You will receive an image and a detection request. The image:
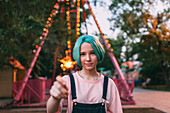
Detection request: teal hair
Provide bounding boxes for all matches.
[73,35,105,66]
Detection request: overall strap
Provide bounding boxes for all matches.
[102,76,108,100]
[69,73,77,100]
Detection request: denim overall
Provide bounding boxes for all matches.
[69,73,108,113]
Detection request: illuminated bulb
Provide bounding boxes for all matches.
[108,44,111,47]
[77,28,80,31]
[77,32,80,35]
[77,19,80,22]
[52,12,56,16]
[68,45,71,48]
[48,23,51,27]
[48,17,52,21]
[46,29,49,33]
[67,41,70,44]
[77,24,80,27]
[35,45,38,48]
[39,36,43,39]
[46,21,49,24]
[66,11,69,14]
[56,5,59,9]
[106,40,109,43]
[43,28,47,31]
[33,49,36,53]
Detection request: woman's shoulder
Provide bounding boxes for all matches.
[104,75,117,88]
[62,72,78,80]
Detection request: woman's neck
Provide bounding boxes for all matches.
[79,69,100,81]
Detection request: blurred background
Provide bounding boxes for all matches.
[0,0,169,113]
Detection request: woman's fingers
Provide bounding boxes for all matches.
[56,76,68,90]
[54,81,69,96]
[50,76,68,100]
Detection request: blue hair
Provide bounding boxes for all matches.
[73,35,105,66]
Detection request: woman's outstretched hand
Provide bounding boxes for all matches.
[50,76,69,100]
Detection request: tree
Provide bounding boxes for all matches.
[109,0,170,88]
[0,0,80,78]
[97,35,125,74]
[0,0,93,78]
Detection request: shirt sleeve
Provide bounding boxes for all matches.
[107,79,123,113]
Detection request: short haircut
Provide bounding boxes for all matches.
[73,35,105,66]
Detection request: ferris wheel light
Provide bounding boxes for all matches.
[77,32,80,35]
[77,24,80,27]
[46,21,49,24]
[35,45,39,48]
[77,28,80,31]
[39,36,43,39]
[48,17,52,21]
[33,49,36,53]
[108,44,111,47]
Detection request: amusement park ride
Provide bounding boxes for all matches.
[13,0,135,107]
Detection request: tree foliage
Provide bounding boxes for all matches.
[109,0,170,88]
[0,0,84,78]
[97,35,125,73]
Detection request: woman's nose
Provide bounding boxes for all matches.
[86,54,91,61]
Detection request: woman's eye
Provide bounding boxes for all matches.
[80,53,85,56]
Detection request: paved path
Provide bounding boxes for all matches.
[122,88,170,113]
[1,88,170,113]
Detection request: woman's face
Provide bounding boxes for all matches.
[80,42,98,71]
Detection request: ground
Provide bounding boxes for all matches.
[0,108,165,113]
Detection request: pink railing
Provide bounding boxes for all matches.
[12,78,46,106]
[112,78,135,105]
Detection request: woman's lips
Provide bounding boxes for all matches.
[85,63,93,66]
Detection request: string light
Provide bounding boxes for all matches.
[39,36,43,39]
[76,0,81,38]
[33,49,36,53]
[32,2,60,54]
[48,17,52,21]
[35,45,39,48]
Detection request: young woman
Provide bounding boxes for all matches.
[47,35,123,113]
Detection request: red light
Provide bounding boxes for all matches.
[35,45,38,48]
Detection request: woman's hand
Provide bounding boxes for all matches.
[50,76,69,100]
